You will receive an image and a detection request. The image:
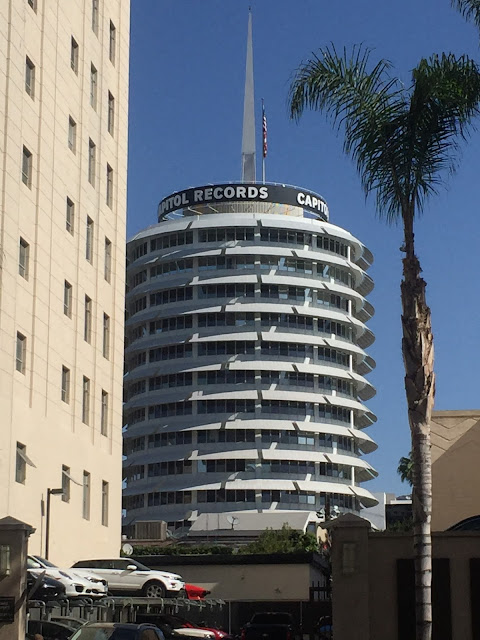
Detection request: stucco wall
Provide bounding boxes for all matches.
[431,410,480,531]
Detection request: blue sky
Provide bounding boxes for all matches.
[127,0,480,496]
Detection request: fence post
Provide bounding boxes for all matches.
[324,513,371,640]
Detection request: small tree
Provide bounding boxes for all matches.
[239,524,318,554]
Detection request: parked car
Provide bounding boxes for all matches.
[28,555,108,599]
[27,618,76,640]
[71,558,185,597]
[146,614,231,640]
[185,583,210,600]
[70,622,165,639]
[241,612,297,640]
[26,570,66,602]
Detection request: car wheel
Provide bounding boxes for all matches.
[142,581,166,598]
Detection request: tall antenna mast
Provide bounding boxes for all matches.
[241,9,256,182]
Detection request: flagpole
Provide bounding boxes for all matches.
[262,98,266,184]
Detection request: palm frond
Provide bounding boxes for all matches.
[289,46,480,223]
[407,53,480,213]
[452,0,480,31]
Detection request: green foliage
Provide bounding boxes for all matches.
[132,544,234,556]
[289,45,480,223]
[387,518,414,533]
[398,452,414,486]
[453,0,480,32]
[238,524,319,555]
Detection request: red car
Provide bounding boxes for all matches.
[152,613,232,640]
[185,583,210,600]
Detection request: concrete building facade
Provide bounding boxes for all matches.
[0,0,130,564]
[123,183,378,533]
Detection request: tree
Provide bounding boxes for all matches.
[453,0,480,30]
[398,452,414,486]
[238,524,319,554]
[289,46,480,640]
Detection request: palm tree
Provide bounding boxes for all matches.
[289,46,480,640]
[453,0,480,29]
[398,451,414,486]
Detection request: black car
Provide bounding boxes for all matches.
[70,622,165,639]
[26,570,66,601]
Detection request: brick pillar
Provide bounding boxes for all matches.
[325,513,371,640]
[0,516,35,640]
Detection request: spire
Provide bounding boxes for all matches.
[241,9,256,182]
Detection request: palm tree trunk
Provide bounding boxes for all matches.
[401,209,435,640]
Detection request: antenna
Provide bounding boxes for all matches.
[241,10,256,182]
[226,515,240,530]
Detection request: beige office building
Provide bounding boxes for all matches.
[0,0,130,564]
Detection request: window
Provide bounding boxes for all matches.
[92,0,99,34]
[86,216,94,262]
[101,390,108,435]
[61,465,71,502]
[109,21,116,64]
[68,117,76,153]
[102,313,110,359]
[64,281,72,317]
[16,332,26,374]
[25,56,35,98]
[22,146,32,187]
[16,442,35,483]
[108,92,115,135]
[90,64,97,109]
[82,376,90,424]
[88,139,96,186]
[84,295,92,342]
[66,197,74,235]
[19,238,29,279]
[106,164,113,207]
[104,238,112,282]
[101,480,109,526]
[61,365,70,403]
[70,37,79,73]
[82,471,90,520]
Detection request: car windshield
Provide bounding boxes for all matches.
[34,556,57,568]
[27,558,42,569]
[71,627,138,640]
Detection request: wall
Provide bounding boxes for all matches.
[139,553,326,601]
[431,409,480,531]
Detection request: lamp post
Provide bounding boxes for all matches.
[45,488,64,560]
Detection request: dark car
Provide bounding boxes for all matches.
[27,570,66,601]
[241,612,297,640]
[70,622,165,640]
[27,618,76,640]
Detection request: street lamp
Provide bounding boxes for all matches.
[45,488,64,560]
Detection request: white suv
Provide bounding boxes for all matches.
[71,558,185,598]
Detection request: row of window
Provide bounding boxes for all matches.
[130,229,350,263]
[127,459,351,479]
[127,489,356,509]
[19,227,112,281]
[130,312,352,343]
[123,429,355,453]
[16,442,109,525]
[128,342,350,371]
[132,256,352,286]
[128,400,352,424]
[132,284,351,314]
[22,139,115,207]
[127,367,355,398]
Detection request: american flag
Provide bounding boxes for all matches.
[262,103,267,158]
